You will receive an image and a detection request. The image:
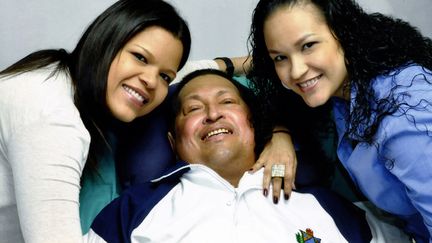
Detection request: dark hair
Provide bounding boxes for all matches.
[1,0,191,171]
[247,0,340,183]
[169,69,273,158]
[248,0,432,146]
[71,0,191,169]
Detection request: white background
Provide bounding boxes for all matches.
[1,0,431,70]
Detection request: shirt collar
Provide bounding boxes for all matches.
[151,161,264,192]
[331,84,373,141]
[150,160,190,183]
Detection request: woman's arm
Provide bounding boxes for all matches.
[172,59,220,84]
[214,56,251,76]
[378,65,432,239]
[10,118,89,242]
[382,120,432,238]
[250,126,297,203]
[4,71,90,242]
[173,56,251,85]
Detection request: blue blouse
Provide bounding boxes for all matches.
[332,64,432,241]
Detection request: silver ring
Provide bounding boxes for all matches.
[271,164,285,178]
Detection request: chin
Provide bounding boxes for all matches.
[112,111,137,123]
[303,97,328,108]
[117,116,135,123]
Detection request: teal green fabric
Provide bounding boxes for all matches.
[79,133,121,234]
[233,75,251,87]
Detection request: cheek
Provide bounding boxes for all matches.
[335,51,347,73]
[275,66,284,80]
[175,117,201,143]
[107,55,123,86]
[105,73,119,106]
[106,63,127,103]
[238,114,255,137]
[174,120,199,159]
[243,123,256,148]
[275,66,292,89]
[325,46,345,69]
[106,67,117,93]
[326,51,347,84]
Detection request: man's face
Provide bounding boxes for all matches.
[173,74,255,175]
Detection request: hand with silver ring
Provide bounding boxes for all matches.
[249,129,297,204]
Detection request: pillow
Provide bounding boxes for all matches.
[116,84,179,188]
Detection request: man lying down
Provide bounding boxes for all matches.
[85,69,410,243]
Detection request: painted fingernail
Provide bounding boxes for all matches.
[263,189,268,197]
[284,193,289,200]
[273,196,279,204]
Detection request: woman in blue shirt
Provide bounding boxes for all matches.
[247,0,432,242]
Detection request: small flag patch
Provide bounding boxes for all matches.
[296,228,321,243]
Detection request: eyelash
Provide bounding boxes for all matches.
[222,99,234,104]
[274,55,286,62]
[132,52,172,83]
[160,73,172,83]
[272,41,318,62]
[185,99,235,114]
[186,106,201,113]
[302,41,317,51]
[133,52,147,63]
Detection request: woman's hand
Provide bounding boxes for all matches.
[250,129,297,203]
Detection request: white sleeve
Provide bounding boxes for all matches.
[4,71,90,243]
[171,59,219,84]
[9,113,89,243]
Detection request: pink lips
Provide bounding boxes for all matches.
[297,74,321,92]
[122,84,149,107]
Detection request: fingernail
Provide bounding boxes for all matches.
[273,196,279,204]
[284,193,289,200]
[263,189,268,197]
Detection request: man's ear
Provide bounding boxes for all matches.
[167,132,175,152]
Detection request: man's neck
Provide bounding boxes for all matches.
[211,158,254,188]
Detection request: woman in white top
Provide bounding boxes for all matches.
[0,0,191,242]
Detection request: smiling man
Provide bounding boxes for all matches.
[170,70,257,187]
[85,69,408,243]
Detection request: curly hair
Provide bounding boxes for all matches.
[248,0,340,184]
[248,0,432,145]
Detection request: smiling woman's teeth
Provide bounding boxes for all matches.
[205,128,230,140]
[299,77,319,88]
[123,85,145,103]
